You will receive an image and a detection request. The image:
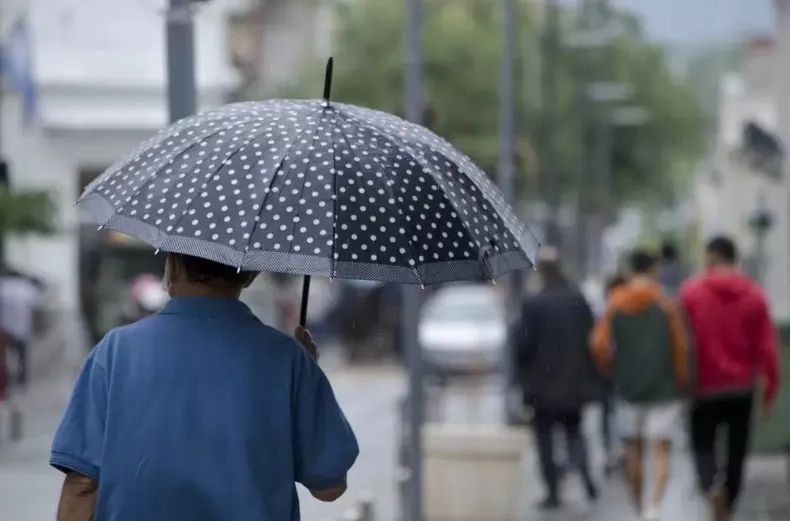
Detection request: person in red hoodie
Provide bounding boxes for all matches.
[680,236,780,521]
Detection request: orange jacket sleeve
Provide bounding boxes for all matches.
[590,308,614,375]
[662,298,690,392]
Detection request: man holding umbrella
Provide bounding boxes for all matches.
[53,253,358,520]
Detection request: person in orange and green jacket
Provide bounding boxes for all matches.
[591,249,689,521]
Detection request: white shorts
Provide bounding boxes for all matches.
[618,400,683,440]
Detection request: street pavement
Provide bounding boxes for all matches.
[1,355,788,521]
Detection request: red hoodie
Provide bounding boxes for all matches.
[680,270,780,408]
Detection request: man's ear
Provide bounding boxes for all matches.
[164,254,180,289]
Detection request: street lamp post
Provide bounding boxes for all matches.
[166,0,199,122]
[542,0,561,245]
[498,0,525,426]
[403,0,424,519]
[589,103,649,274]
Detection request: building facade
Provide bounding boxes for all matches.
[1,0,239,325]
[694,35,789,318]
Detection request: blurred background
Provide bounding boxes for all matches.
[0,0,789,520]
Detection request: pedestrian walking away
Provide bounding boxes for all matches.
[51,253,359,521]
[516,246,602,510]
[591,249,689,521]
[680,236,780,521]
[0,268,42,389]
[658,240,688,297]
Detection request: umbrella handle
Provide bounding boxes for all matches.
[299,275,311,327]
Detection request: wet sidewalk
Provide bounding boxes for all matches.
[1,366,788,521]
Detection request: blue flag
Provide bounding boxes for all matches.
[0,16,36,122]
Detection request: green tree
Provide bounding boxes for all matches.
[0,186,56,243]
[283,0,704,209]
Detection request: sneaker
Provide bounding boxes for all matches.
[585,480,599,502]
[642,506,661,521]
[536,496,561,510]
[707,487,728,521]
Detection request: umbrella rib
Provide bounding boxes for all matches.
[335,110,424,286]
[99,117,260,229]
[238,122,311,267]
[329,111,339,280]
[282,107,333,259]
[167,121,279,250]
[349,114,529,278]
[351,112,540,262]
[339,110,480,280]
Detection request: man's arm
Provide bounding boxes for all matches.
[754,297,780,415]
[310,477,348,502]
[663,299,690,393]
[57,472,97,521]
[590,307,614,375]
[292,330,359,503]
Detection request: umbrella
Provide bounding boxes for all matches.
[77,59,540,325]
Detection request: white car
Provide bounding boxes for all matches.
[418,284,507,376]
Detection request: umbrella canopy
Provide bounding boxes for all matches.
[78,96,538,286]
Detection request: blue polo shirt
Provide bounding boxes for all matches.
[51,297,358,521]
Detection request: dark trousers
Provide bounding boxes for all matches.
[600,387,616,454]
[690,393,753,511]
[533,408,595,499]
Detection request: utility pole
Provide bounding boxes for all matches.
[403,0,424,519]
[499,0,523,425]
[166,0,198,122]
[542,0,561,245]
[499,0,515,198]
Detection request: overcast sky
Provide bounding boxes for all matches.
[610,0,775,44]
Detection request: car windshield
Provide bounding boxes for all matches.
[423,290,501,322]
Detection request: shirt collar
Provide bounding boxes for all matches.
[160,297,255,319]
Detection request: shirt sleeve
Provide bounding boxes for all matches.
[50,347,108,481]
[293,349,359,491]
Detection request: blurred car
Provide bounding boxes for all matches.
[418,284,507,376]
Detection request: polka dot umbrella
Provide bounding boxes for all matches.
[76,59,540,325]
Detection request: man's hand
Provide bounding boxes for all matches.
[310,477,348,502]
[762,400,774,422]
[295,326,319,362]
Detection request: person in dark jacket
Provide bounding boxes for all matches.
[517,247,601,509]
[680,236,780,521]
[591,249,689,521]
[658,241,688,297]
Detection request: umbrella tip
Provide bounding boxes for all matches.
[322,57,334,106]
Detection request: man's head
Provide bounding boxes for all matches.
[163,253,257,298]
[705,236,738,269]
[536,245,564,285]
[629,249,658,277]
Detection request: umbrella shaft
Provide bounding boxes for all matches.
[299,275,311,327]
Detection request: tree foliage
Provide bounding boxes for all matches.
[284,0,704,208]
[0,186,56,237]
